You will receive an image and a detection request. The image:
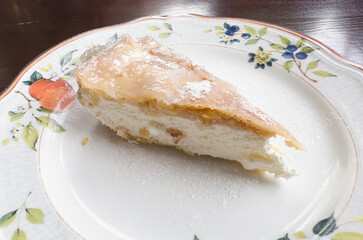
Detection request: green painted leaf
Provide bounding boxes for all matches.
[355,215,363,223]
[21,123,38,150]
[35,116,49,127]
[332,232,363,240]
[0,210,17,227]
[270,44,286,50]
[278,233,290,240]
[279,36,291,46]
[244,25,256,35]
[147,26,160,31]
[214,26,224,30]
[48,118,66,132]
[8,111,25,121]
[258,27,267,36]
[36,116,65,133]
[47,62,52,70]
[70,57,80,66]
[62,76,71,81]
[16,122,24,126]
[204,30,212,33]
[296,38,305,48]
[312,70,337,77]
[22,81,33,86]
[30,71,43,83]
[12,137,19,142]
[163,23,172,31]
[60,50,77,67]
[11,229,26,240]
[306,60,319,70]
[300,46,314,53]
[194,235,199,240]
[2,139,10,146]
[283,60,294,72]
[36,107,53,113]
[158,32,171,39]
[293,231,306,239]
[39,67,48,72]
[312,213,336,236]
[245,38,259,45]
[216,31,224,35]
[26,208,44,224]
[65,69,75,77]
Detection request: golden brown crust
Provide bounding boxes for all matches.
[75,35,304,150]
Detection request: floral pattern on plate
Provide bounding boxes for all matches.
[147,23,181,38]
[205,22,336,82]
[1,50,79,151]
[0,192,44,240]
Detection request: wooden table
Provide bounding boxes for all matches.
[1,0,362,92]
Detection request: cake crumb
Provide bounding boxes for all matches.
[167,128,185,144]
[82,137,89,146]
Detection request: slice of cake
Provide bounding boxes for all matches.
[75,34,304,178]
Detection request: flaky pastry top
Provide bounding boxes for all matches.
[75,35,303,150]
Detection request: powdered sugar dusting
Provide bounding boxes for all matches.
[180,80,213,100]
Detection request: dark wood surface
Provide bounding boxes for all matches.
[1,0,362,92]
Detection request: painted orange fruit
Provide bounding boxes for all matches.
[29,78,76,112]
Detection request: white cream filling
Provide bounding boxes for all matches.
[79,92,295,178]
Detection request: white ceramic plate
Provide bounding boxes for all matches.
[0,15,362,240]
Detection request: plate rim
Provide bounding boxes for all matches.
[1,14,362,240]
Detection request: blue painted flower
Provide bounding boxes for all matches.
[229,25,240,32]
[219,23,242,44]
[248,47,277,69]
[224,25,240,36]
[282,44,308,60]
[242,33,251,39]
[225,29,235,36]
